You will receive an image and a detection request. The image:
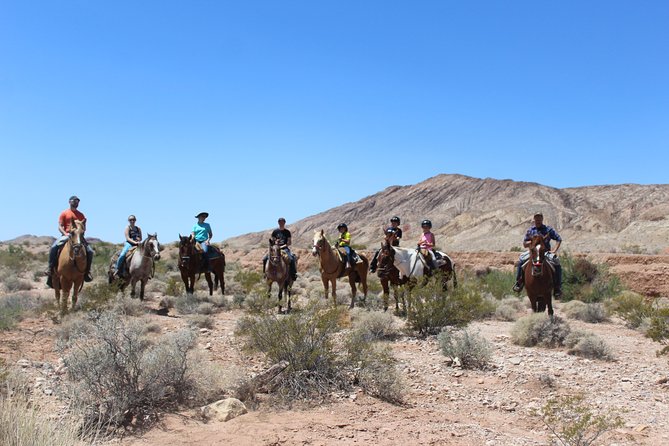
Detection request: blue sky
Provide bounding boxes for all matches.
[1,1,667,242]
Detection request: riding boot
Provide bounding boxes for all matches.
[262,258,267,278]
[290,259,297,281]
[85,250,93,282]
[554,265,563,298]
[512,262,524,292]
[45,245,58,276]
[370,251,379,273]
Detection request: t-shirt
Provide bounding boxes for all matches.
[523,225,562,251]
[338,231,351,247]
[386,226,402,246]
[271,228,291,246]
[192,222,212,242]
[419,231,435,250]
[59,209,86,233]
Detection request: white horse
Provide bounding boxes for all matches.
[391,246,457,289]
[111,234,161,300]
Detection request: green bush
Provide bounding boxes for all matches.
[79,282,121,312]
[565,330,614,361]
[478,269,516,299]
[234,269,263,294]
[561,254,622,303]
[165,276,184,297]
[405,277,495,335]
[437,328,492,369]
[0,245,32,272]
[511,314,571,348]
[607,291,653,328]
[536,394,624,446]
[645,306,669,356]
[187,314,215,329]
[2,276,33,292]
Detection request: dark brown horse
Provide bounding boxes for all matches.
[376,239,409,313]
[178,234,225,295]
[265,240,293,313]
[524,235,554,317]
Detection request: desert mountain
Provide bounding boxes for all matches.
[226,174,669,253]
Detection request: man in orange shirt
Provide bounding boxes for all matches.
[45,195,94,287]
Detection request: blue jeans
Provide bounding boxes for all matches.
[116,242,134,270]
[343,246,354,265]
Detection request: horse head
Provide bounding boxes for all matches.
[528,235,547,277]
[68,219,86,256]
[144,233,161,260]
[268,241,284,267]
[312,230,328,257]
[376,240,396,278]
[178,233,195,268]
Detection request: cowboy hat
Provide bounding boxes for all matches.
[195,212,209,219]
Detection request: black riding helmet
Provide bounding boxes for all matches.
[390,216,400,223]
[421,219,432,228]
[337,223,348,231]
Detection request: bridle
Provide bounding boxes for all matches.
[312,236,340,275]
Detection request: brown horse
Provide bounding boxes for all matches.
[376,239,409,313]
[524,235,554,317]
[178,234,225,295]
[53,219,87,314]
[265,240,293,313]
[311,230,368,308]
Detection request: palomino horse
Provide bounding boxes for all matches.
[53,219,87,314]
[178,234,225,295]
[524,235,554,317]
[376,239,409,313]
[311,230,368,308]
[390,246,457,290]
[265,240,294,313]
[109,234,161,300]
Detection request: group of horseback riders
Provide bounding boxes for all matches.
[44,196,562,297]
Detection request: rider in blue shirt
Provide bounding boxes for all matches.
[192,212,213,271]
[513,212,563,297]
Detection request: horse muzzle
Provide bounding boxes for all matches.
[531,262,543,277]
[153,253,161,260]
[311,246,319,256]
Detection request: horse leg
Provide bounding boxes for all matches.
[349,277,357,309]
[277,285,283,314]
[71,281,81,311]
[547,296,554,320]
[321,276,329,300]
[331,278,337,307]
[205,273,214,296]
[286,283,292,313]
[217,266,225,295]
[139,279,146,301]
[130,277,138,299]
[381,278,390,312]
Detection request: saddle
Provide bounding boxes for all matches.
[195,243,222,259]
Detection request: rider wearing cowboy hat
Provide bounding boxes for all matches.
[512,212,563,297]
[192,212,213,271]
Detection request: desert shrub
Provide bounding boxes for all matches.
[187,314,215,330]
[0,398,81,446]
[55,312,91,344]
[232,293,246,308]
[511,314,571,348]
[565,330,614,361]
[196,302,215,315]
[234,269,263,294]
[345,331,405,404]
[2,276,32,292]
[243,290,277,314]
[535,394,624,446]
[236,302,343,400]
[437,328,492,369]
[562,301,609,324]
[607,291,653,328]
[0,294,40,330]
[79,282,121,311]
[645,306,669,356]
[165,276,184,297]
[61,311,216,431]
[349,308,400,341]
[0,245,32,272]
[561,254,622,303]
[584,274,622,303]
[174,294,209,315]
[112,296,146,317]
[478,269,516,299]
[91,242,119,277]
[208,294,230,309]
[144,322,162,334]
[405,277,494,335]
[494,297,526,321]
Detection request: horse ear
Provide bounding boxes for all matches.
[320,229,324,236]
[178,233,182,239]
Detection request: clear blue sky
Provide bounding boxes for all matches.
[1,1,667,242]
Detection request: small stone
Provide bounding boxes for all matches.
[508,357,522,365]
[204,342,212,350]
[634,425,650,432]
[349,393,357,401]
[17,359,31,368]
[201,398,247,422]
[478,379,485,384]
[453,371,463,378]
[43,387,54,396]
[200,328,210,334]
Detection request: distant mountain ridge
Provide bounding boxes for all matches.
[225,174,669,253]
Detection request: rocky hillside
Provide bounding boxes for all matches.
[226,174,669,253]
